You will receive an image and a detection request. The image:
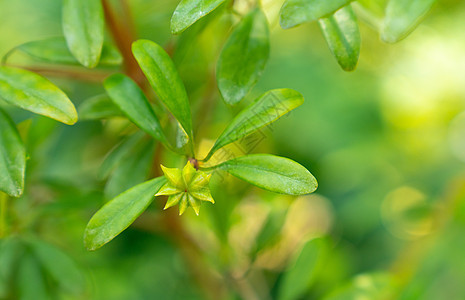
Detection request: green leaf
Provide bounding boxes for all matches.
[17,37,122,66]
[204,89,303,161]
[0,238,22,297]
[217,8,270,105]
[278,238,328,300]
[218,154,317,195]
[382,0,436,43]
[171,0,226,34]
[62,0,104,68]
[319,5,360,72]
[78,94,123,120]
[323,273,395,300]
[0,109,26,197]
[98,132,145,179]
[17,254,50,300]
[132,40,193,140]
[104,138,155,199]
[280,0,351,29]
[28,239,85,294]
[0,66,78,125]
[84,176,167,251]
[104,73,169,145]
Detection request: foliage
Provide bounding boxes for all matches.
[1,0,463,299]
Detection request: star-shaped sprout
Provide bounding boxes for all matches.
[156,161,215,215]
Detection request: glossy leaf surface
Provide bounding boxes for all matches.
[171,0,226,34]
[132,40,193,140]
[280,0,351,29]
[204,89,303,161]
[319,6,360,71]
[217,8,269,105]
[104,73,168,144]
[218,154,317,195]
[62,0,104,68]
[0,109,26,197]
[84,176,167,251]
[0,66,77,125]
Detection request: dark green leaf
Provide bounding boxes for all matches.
[78,94,123,120]
[132,40,193,140]
[17,254,50,300]
[280,0,351,29]
[28,239,85,294]
[319,5,360,71]
[217,8,269,105]
[218,154,317,195]
[17,37,122,66]
[104,73,169,144]
[171,0,226,34]
[0,66,78,125]
[382,0,436,43]
[278,238,328,300]
[104,138,155,199]
[204,89,303,161]
[62,0,104,68]
[98,132,145,179]
[0,109,26,197]
[84,176,167,251]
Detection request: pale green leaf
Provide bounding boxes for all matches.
[0,108,26,197]
[280,0,351,29]
[28,239,85,294]
[104,73,169,144]
[319,5,360,71]
[0,66,78,125]
[78,94,123,120]
[84,176,167,251]
[62,0,104,68]
[18,37,122,66]
[278,238,328,300]
[218,154,317,195]
[204,89,303,161]
[382,0,436,43]
[217,8,269,105]
[132,40,193,140]
[171,0,226,34]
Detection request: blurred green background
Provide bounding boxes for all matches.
[1,0,465,299]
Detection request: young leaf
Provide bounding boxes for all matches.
[78,94,123,120]
[217,154,317,195]
[280,0,351,29]
[217,8,270,105]
[204,89,303,161]
[62,0,104,68]
[18,37,122,66]
[0,66,78,125]
[104,73,169,145]
[84,176,167,251]
[171,0,226,34]
[28,239,85,294]
[382,0,436,43]
[132,40,193,140]
[319,5,360,72]
[278,238,328,300]
[0,109,26,197]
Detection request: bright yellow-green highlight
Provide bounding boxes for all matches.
[156,161,214,215]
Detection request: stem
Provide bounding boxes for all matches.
[0,192,8,238]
